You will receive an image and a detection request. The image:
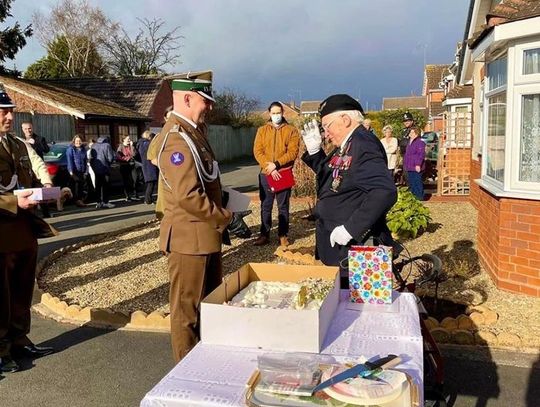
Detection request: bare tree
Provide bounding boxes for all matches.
[32,0,117,77]
[209,88,260,127]
[102,18,182,76]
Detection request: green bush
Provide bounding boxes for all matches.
[386,187,431,239]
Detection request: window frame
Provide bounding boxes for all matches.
[479,38,540,199]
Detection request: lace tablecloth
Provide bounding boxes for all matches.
[141,291,423,407]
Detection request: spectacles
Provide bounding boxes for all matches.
[321,117,338,131]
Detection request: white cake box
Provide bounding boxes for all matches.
[13,187,61,201]
[201,262,340,353]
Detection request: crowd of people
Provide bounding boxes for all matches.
[1,72,430,371]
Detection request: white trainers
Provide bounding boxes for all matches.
[102,202,115,209]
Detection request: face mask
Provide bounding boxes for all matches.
[271,114,282,125]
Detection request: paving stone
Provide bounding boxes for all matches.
[451,329,475,345]
[440,317,458,331]
[457,314,475,330]
[430,327,451,343]
[469,311,486,326]
[424,316,439,331]
[474,330,498,346]
[497,332,522,348]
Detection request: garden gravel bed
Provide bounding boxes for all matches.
[38,201,540,348]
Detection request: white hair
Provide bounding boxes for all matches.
[328,109,364,124]
[382,125,393,132]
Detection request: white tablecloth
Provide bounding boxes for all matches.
[141,291,423,407]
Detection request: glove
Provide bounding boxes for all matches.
[228,210,252,239]
[301,119,322,155]
[330,225,353,247]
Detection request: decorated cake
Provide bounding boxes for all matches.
[228,278,334,310]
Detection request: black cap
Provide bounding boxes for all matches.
[402,112,414,121]
[319,94,364,118]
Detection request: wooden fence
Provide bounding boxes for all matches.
[13,113,75,142]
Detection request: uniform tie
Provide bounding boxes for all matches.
[1,135,11,155]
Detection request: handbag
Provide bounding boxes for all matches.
[265,167,295,193]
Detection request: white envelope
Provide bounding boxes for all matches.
[223,187,251,212]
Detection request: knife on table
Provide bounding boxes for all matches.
[312,354,400,394]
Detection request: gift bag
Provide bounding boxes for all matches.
[348,246,393,304]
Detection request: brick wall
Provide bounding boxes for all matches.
[476,186,540,297]
[470,158,482,209]
[10,91,65,114]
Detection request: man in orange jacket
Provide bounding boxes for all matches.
[253,102,299,247]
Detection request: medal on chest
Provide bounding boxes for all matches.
[328,141,352,192]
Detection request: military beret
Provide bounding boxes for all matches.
[319,94,364,118]
[402,112,414,121]
[171,70,215,102]
[0,84,15,108]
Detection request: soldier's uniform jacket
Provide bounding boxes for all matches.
[0,134,56,253]
[302,125,397,266]
[158,113,231,255]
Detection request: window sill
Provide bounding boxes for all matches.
[475,178,540,201]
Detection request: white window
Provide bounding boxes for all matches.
[479,38,540,199]
[519,93,540,182]
[483,57,507,185]
[523,48,540,75]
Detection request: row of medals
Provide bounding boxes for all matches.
[328,142,352,192]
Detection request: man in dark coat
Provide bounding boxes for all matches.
[301,94,398,286]
[1,88,56,373]
[90,136,116,209]
[136,130,158,204]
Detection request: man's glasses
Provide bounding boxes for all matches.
[321,117,338,132]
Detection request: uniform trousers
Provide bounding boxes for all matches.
[258,173,291,237]
[167,251,223,362]
[0,244,38,357]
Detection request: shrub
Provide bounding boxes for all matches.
[386,187,431,239]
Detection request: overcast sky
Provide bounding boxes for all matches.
[8,0,470,110]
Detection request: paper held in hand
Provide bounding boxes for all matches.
[223,187,251,212]
[13,187,61,201]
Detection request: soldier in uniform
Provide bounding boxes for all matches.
[156,71,235,362]
[0,87,56,373]
[301,94,398,287]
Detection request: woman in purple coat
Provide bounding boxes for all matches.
[403,126,425,200]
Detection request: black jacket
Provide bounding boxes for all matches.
[28,134,49,159]
[302,125,397,266]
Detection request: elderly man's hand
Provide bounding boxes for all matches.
[16,190,38,210]
[301,119,322,155]
[330,225,353,247]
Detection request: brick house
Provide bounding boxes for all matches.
[300,100,322,117]
[0,75,149,147]
[423,64,452,133]
[381,96,429,125]
[46,76,175,132]
[457,0,540,297]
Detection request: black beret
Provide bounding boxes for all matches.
[402,112,414,121]
[319,94,364,118]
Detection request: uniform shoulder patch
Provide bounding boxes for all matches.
[170,152,185,166]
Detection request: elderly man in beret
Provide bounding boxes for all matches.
[301,94,398,286]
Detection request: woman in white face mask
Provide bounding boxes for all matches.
[253,101,300,247]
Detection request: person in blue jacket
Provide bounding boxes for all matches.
[66,134,87,207]
[301,94,398,287]
[136,130,158,204]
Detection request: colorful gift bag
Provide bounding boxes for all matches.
[348,246,393,304]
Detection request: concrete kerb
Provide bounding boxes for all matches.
[34,219,171,333]
[274,246,539,353]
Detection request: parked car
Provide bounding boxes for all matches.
[420,132,439,183]
[42,142,139,195]
[421,132,439,162]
